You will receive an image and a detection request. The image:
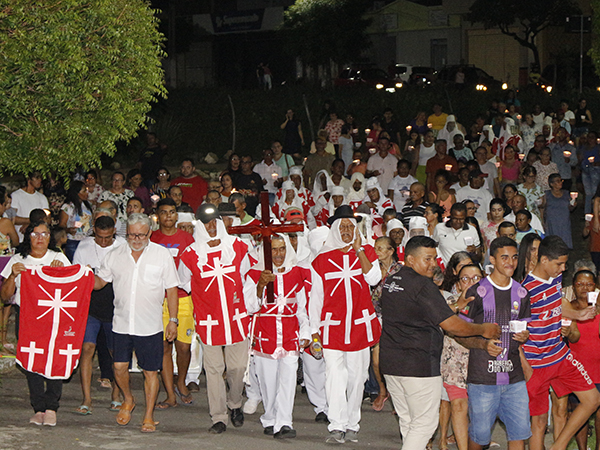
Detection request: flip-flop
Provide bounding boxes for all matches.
[174,385,193,405]
[372,393,389,411]
[116,401,135,426]
[110,401,122,412]
[141,419,159,433]
[154,401,178,410]
[74,405,92,415]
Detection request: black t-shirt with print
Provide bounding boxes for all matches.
[379,265,454,377]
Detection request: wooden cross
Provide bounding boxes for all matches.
[227,191,303,304]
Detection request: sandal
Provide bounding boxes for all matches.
[141,419,159,433]
[74,405,92,415]
[154,401,177,410]
[372,393,389,411]
[99,378,112,390]
[110,401,122,412]
[116,401,135,426]
[174,385,193,405]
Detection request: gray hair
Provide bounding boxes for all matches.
[574,259,597,276]
[127,213,152,230]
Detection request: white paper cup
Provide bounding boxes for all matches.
[561,319,572,327]
[588,291,598,306]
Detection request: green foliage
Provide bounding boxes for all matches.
[467,0,580,67]
[281,0,372,73]
[0,0,167,179]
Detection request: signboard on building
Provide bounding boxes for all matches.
[212,9,265,33]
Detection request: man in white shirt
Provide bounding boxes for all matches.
[73,216,125,415]
[11,171,49,241]
[254,148,281,205]
[433,203,482,264]
[505,194,545,235]
[474,146,499,196]
[366,136,397,192]
[388,159,417,211]
[455,169,493,224]
[94,213,180,433]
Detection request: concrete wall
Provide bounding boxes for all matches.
[395,27,462,68]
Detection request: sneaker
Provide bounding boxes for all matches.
[29,412,45,426]
[345,429,358,443]
[263,426,274,435]
[326,430,345,444]
[243,398,260,415]
[43,410,57,427]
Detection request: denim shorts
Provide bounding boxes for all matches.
[468,381,531,445]
[83,315,113,349]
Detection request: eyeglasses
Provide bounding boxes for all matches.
[575,282,596,289]
[126,232,149,240]
[31,232,50,239]
[461,275,482,283]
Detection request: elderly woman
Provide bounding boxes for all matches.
[370,236,400,412]
[98,172,134,230]
[85,170,104,207]
[0,220,70,426]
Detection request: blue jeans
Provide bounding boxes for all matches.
[468,381,531,445]
[582,168,600,214]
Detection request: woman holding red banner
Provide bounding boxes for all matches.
[0,220,70,427]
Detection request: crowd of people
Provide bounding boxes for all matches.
[2,97,600,449]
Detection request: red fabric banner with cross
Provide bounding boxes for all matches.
[16,265,94,379]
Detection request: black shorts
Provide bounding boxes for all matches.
[113,332,163,372]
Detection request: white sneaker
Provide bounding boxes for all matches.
[242,398,261,414]
[43,410,56,426]
[29,412,45,426]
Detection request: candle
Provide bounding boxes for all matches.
[563,151,571,158]
[516,114,522,120]
[586,214,594,221]
[495,162,501,168]
[406,126,412,132]
[445,164,452,171]
[570,192,578,199]
[271,173,279,179]
[151,194,160,202]
[408,145,414,151]
[369,148,377,154]
[569,140,574,146]
[589,157,595,163]
[588,291,598,306]
[353,159,361,164]
[365,128,371,134]
[561,319,572,327]
[518,153,524,160]
[427,123,433,129]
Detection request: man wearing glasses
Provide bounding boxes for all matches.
[94,213,180,433]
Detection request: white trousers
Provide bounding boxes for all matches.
[385,375,442,450]
[302,351,328,415]
[254,355,298,432]
[245,355,262,402]
[323,347,370,433]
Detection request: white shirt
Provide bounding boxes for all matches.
[11,189,49,241]
[97,242,180,336]
[506,211,545,235]
[73,236,126,270]
[433,222,481,265]
[478,161,498,194]
[455,185,493,223]
[388,175,417,211]
[367,152,398,192]
[254,161,280,194]
[1,250,71,306]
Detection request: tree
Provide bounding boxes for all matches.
[281,0,372,81]
[591,0,600,79]
[0,0,167,178]
[466,0,581,69]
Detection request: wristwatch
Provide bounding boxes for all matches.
[169,317,179,325]
[357,247,365,254]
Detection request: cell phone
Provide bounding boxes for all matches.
[464,236,474,246]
